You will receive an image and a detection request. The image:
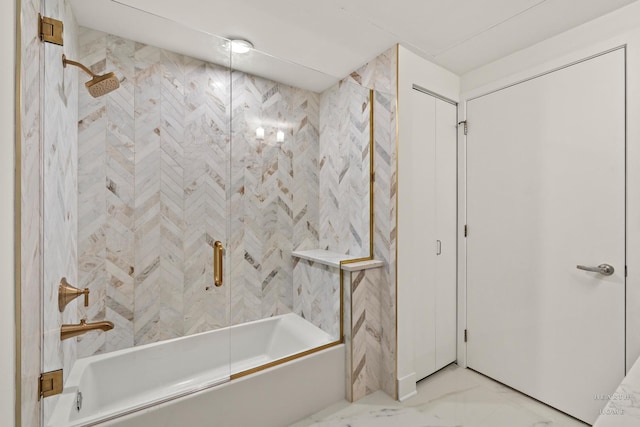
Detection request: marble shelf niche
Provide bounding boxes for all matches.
[291,249,383,271]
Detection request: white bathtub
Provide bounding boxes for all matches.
[48,313,344,427]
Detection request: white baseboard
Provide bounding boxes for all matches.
[397,372,417,401]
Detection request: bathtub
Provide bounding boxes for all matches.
[48,313,345,427]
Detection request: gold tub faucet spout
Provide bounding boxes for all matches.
[61,319,115,340]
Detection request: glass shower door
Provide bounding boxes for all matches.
[40,0,80,423]
[40,1,233,425]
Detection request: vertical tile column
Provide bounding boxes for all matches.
[345,266,384,402]
[20,0,43,423]
[320,46,398,401]
[348,47,398,399]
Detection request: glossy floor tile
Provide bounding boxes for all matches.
[290,364,589,427]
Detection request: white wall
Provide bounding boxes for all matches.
[0,0,16,424]
[459,0,640,372]
[396,45,459,400]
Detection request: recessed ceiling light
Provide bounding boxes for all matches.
[230,39,254,54]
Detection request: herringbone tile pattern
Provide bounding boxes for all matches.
[77,29,323,355]
[319,81,371,256]
[76,26,108,357]
[183,59,229,335]
[229,71,321,325]
[344,48,398,401]
[350,268,383,401]
[292,259,340,339]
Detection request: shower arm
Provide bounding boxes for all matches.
[62,54,99,78]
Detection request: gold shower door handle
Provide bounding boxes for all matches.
[214,241,223,287]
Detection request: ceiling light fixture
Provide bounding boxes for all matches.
[230,39,254,54]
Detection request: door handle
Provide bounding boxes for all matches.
[436,240,442,256]
[576,263,614,276]
[214,241,224,287]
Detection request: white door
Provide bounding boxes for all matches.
[466,49,625,424]
[407,88,457,381]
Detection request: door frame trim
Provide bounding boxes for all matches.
[457,44,630,372]
[466,45,626,103]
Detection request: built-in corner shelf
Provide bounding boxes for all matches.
[291,249,383,272]
[340,259,384,272]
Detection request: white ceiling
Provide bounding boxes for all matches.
[70,0,638,92]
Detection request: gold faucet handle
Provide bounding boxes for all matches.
[59,278,91,312]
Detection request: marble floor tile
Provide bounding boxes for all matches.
[290,364,588,427]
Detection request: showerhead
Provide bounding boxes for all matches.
[62,54,120,98]
[85,72,120,98]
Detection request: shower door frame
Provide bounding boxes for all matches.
[14,0,23,424]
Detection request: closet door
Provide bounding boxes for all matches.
[434,98,457,371]
[407,88,457,381]
[408,90,437,380]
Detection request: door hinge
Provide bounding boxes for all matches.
[464,329,468,343]
[39,14,64,46]
[458,120,468,135]
[464,225,468,237]
[371,171,375,183]
[39,369,63,399]
[625,265,628,277]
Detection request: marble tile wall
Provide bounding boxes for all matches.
[131,43,188,346]
[20,0,43,424]
[318,81,371,256]
[349,268,383,400]
[343,269,353,402]
[76,28,134,355]
[76,29,229,354]
[372,86,398,400]
[296,47,398,402]
[292,259,341,339]
[292,79,372,340]
[345,48,398,401]
[77,28,322,356]
[299,47,398,402]
[364,48,398,400]
[182,57,230,335]
[229,70,320,326]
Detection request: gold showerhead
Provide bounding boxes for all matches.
[85,72,120,98]
[62,54,120,98]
